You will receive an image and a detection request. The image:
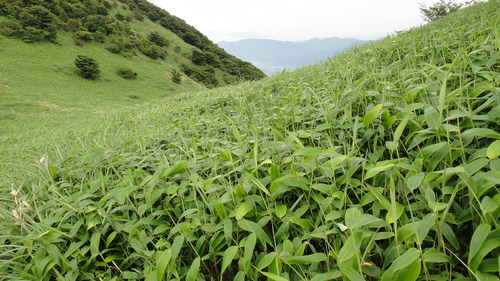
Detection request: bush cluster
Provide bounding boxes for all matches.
[74,55,100,80]
[116,66,138,79]
[171,69,182,84]
[181,64,219,88]
[105,38,137,57]
[138,43,166,60]
[148,31,169,47]
[419,0,477,22]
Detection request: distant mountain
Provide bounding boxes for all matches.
[218,37,368,75]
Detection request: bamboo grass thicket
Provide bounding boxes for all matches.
[0,1,499,280]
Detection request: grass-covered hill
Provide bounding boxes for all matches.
[1,1,499,280]
[0,0,265,128]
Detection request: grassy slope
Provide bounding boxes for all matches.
[1,1,499,280]
[0,14,206,163]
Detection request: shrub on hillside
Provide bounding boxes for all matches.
[181,64,219,88]
[74,55,100,79]
[74,30,94,43]
[117,66,138,79]
[138,43,166,60]
[66,18,82,32]
[171,69,182,84]
[148,31,169,47]
[22,27,51,43]
[18,5,58,42]
[419,0,477,22]
[191,49,219,67]
[105,38,137,57]
[0,20,23,37]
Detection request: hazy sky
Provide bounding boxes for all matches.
[148,0,480,42]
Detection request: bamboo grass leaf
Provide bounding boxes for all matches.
[486,140,500,159]
[186,257,200,281]
[363,104,384,127]
[423,248,452,263]
[310,271,342,281]
[261,272,288,281]
[257,252,277,271]
[238,219,272,246]
[221,246,239,276]
[381,248,420,281]
[284,253,327,264]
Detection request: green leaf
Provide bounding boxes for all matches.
[261,272,288,281]
[462,128,500,140]
[386,202,404,225]
[381,248,420,281]
[437,73,448,114]
[423,248,451,263]
[221,246,238,276]
[224,218,232,245]
[366,185,391,210]
[171,235,184,261]
[348,214,387,229]
[90,232,100,258]
[289,217,313,230]
[441,222,459,250]
[481,196,500,213]
[365,164,395,179]
[469,224,492,264]
[486,140,500,159]
[294,147,325,157]
[156,250,172,280]
[238,219,272,246]
[275,204,287,218]
[310,271,342,281]
[243,234,257,271]
[284,253,327,264]
[45,244,62,268]
[416,213,436,245]
[394,258,421,281]
[407,172,425,191]
[470,240,500,272]
[235,202,252,220]
[162,161,188,178]
[186,257,200,281]
[234,271,246,281]
[337,232,362,265]
[389,113,411,151]
[246,173,271,196]
[257,252,277,270]
[363,104,384,127]
[342,267,365,281]
[424,105,440,130]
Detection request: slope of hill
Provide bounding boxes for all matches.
[0,0,266,159]
[0,0,265,114]
[0,1,499,280]
[218,37,367,74]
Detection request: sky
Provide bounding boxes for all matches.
[147,0,481,42]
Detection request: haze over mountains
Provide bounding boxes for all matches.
[218,37,368,75]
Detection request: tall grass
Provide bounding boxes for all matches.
[1,2,499,280]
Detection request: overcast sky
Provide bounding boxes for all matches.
[148,0,481,42]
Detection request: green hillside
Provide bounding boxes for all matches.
[1,1,499,280]
[0,0,265,139]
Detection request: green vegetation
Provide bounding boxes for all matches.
[75,55,100,79]
[0,1,499,281]
[0,0,266,87]
[419,0,478,22]
[117,65,138,79]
